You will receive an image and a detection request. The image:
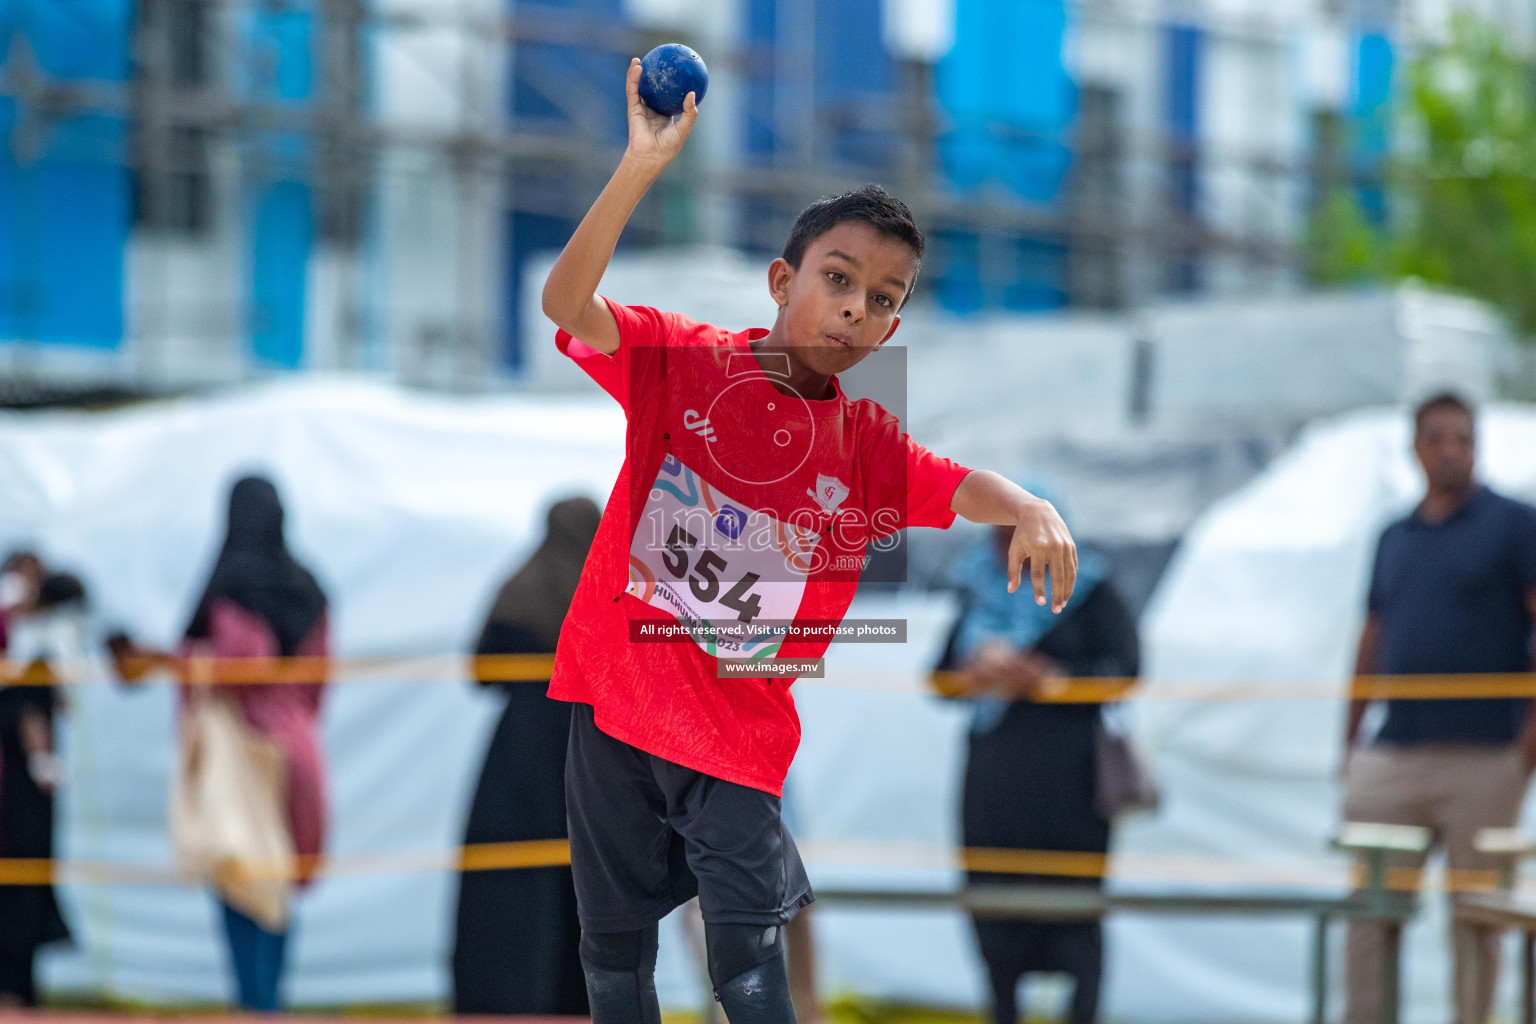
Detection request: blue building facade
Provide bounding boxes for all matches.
[0,0,1401,388]
[501,0,627,370]
[933,0,1074,312]
[0,0,132,350]
[243,4,317,369]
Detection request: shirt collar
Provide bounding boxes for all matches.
[732,329,847,408]
[1410,484,1487,528]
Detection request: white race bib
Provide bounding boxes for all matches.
[627,455,821,659]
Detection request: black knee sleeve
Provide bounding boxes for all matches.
[579,926,661,1024]
[705,921,785,987]
[579,926,658,972]
[705,922,797,1024]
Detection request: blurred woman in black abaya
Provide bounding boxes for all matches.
[0,562,81,1006]
[451,497,601,1015]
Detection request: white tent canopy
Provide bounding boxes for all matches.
[4,381,1536,1020]
[1122,403,1536,1023]
[1,380,627,1005]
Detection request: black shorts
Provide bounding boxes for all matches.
[565,702,814,933]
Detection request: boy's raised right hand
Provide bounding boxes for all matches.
[624,57,698,172]
[540,58,700,353]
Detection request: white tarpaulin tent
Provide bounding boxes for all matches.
[4,381,1536,1020]
[0,379,979,1010]
[0,380,628,1005]
[1120,403,1536,1024]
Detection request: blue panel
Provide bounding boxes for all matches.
[933,0,1072,313]
[509,0,624,145]
[240,5,314,367]
[742,0,778,158]
[29,159,128,345]
[930,229,983,314]
[816,0,889,97]
[1165,22,1201,216]
[747,0,775,39]
[815,0,894,171]
[25,0,131,79]
[1165,25,1200,144]
[0,105,14,329]
[1351,33,1394,134]
[0,0,131,349]
[1164,22,1201,292]
[740,0,896,170]
[502,208,576,370]
[250,182,312,369]
[501,0,628,369]
[937,0,1073,202]
[1004,238,1068,310]
[1351,31,1394,223]
[240,5,312,172]
[245,6,313,102]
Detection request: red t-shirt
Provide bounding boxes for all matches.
[548,299,971,794]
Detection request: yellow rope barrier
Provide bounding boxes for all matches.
[4,659,1532,893]
[0,839,1519,896]
[6,654,1535,704]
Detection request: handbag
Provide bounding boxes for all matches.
[171,687,294,931]
[1094,707,1160,819]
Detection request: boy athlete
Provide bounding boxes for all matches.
[542,59,1079,1024]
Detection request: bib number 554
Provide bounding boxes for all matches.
[661,525,763,623]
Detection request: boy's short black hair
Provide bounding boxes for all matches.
[1414,391,1475,434]
[781,185,924,285]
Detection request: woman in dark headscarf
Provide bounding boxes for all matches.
[451,496,601,1016]
[934,481,1139,1024]
[186,476,329,1012]
[114,476,329,1012]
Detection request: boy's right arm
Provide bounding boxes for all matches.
[540,58,699,355]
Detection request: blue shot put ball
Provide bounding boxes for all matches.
[638,43,708,117]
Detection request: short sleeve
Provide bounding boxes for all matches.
[1513,501,1536,592]
[554,297,673,411]
[861,409,971,540]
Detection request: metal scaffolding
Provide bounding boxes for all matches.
[0,0,1346,398]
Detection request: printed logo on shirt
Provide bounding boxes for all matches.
[715,504,749,541]
[682,408,718,443]
[807,474,851,515]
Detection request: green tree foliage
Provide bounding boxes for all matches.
[1307,187,1387,284]
[1308,14,1536,338]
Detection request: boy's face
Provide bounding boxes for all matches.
[767,221,916,377]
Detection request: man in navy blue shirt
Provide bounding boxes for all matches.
[1342,393,1536,1024]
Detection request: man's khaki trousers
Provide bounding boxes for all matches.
[1342,744,1529,1024]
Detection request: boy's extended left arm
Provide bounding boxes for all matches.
[950,469,1078,613]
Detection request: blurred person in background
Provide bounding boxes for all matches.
[0,556,83,1006]
[0,553,45,649]
[111,475,330,1012]
[934,483,1139,1024]
[452,497,601,1016]
[1342,393,1536,1024]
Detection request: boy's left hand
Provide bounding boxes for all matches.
[1006,496,1078,612]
